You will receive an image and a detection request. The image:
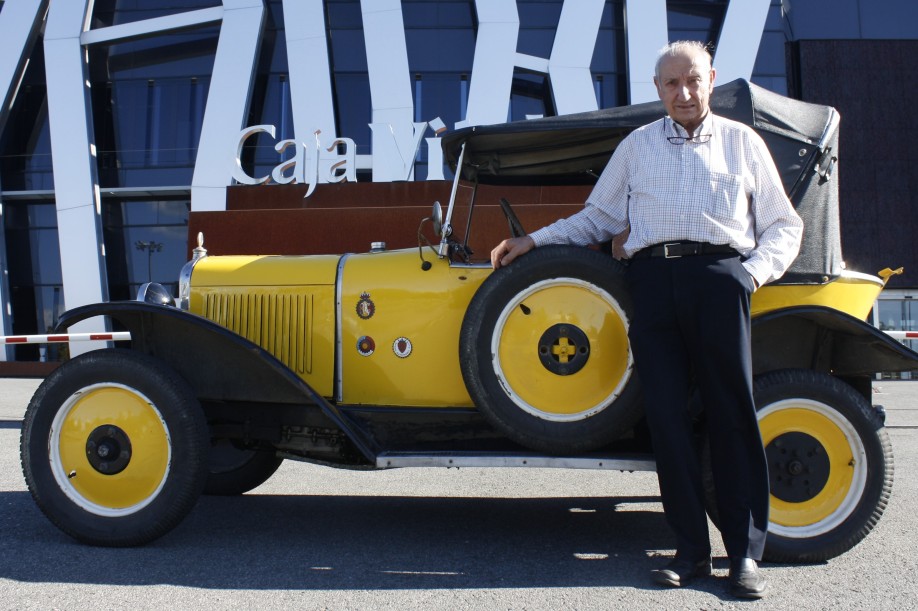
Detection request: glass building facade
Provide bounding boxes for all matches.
[0,0,915,362]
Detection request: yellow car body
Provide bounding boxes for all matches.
[185,249,892,410]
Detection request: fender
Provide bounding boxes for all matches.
[55,302,378,461]
[752,305,918,377]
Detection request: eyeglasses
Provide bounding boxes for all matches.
[663,121,711,145]
[667,134,711,145]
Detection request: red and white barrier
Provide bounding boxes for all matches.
[0,332,131,345]
[884,330,918,340]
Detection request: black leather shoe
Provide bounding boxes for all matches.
[729,557,767,599]
[651,557,712,587]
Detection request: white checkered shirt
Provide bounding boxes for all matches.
[528,113,804,287]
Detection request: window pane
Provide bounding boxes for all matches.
[102,199,190,301]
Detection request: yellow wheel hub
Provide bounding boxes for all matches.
[758,399,866,536]
[494,278,632,421]
[51,384,171,516]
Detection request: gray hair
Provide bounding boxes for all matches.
[654,40,713,80]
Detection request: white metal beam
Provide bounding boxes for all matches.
[714,0,772,83]
[44,0,109,354]
[80,6,223,46]
[283,0,336,145]
[191,0,265,211]
[624,0,669,104]
[456,0,519,128]
[361,0,417,181]
[549,0,605,114]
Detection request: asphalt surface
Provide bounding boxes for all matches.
[1,377,917,610]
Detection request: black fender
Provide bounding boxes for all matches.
[54,302,378,461]
[752,305,918,377]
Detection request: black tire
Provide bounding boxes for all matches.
[203,440,283,496]
[702,369,893,563]
[460,245,642,454]
[20,349,209,546]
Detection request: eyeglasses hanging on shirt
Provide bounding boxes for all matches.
[663,119,712,145]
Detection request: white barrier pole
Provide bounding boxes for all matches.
[0,332,131,345]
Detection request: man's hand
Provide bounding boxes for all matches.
[611,227,630,261]
[491,236,536,269]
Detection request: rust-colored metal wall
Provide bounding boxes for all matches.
[189,181,591,261]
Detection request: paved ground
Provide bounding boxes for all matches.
[0,377,916,610]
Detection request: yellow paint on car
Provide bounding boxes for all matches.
[189,255,339,396]
[339,250,491,407]
[752,270,885,321]
[190,254,341,286]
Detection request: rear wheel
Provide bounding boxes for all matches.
[20,350,208,546]
[756,370,892,562]
[702,369,893,562]
[460,245,642,454]
[204,440,283,496]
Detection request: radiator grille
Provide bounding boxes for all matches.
[202,291,313,375]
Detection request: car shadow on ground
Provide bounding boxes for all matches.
[0,489,752,594]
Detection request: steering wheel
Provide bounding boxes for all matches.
[499,197,527,238]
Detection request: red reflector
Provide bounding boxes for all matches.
[47,335,70,342]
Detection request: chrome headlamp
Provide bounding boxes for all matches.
[178,232,208,310]
[136,282,176,306]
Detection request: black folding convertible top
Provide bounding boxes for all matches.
[442,79,842,285]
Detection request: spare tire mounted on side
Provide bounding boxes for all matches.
[460,245,642,454]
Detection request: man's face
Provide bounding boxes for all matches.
[654,51,716,134]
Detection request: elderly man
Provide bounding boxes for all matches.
[490,41,803,599]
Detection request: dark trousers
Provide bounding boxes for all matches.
[625,252,769,561]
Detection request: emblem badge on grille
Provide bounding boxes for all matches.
[357,335,375,356]
[392,337,412,358]
[356,292,375,319]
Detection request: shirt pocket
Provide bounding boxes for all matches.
[705,171,748,226]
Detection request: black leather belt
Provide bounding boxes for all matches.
[632,241,738,259]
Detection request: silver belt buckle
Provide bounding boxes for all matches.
[663,243,681,258]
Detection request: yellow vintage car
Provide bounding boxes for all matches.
[20,81,918,562]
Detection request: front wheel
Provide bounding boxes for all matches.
[20,350,209,546]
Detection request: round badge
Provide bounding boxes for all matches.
[357,335,375,356]
[392,337,412,358]
[356,292,375,320]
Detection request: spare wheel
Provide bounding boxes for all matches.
[460,245,642,454]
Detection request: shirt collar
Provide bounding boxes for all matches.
[666,113,713,138]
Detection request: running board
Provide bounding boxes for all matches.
[376,451,656,471]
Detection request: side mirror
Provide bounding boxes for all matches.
[431,201,443,237]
